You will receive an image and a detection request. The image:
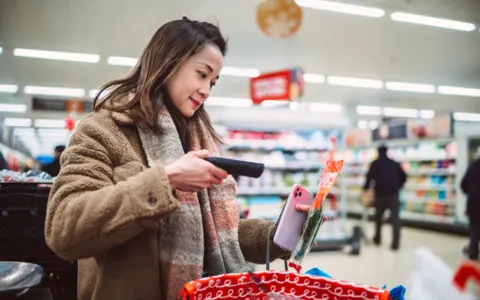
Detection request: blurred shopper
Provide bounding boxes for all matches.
[41,145,65,177]
[461,157,480,260]
[44,18,309,300]
[0,152,7,170]
[363,145,407,250]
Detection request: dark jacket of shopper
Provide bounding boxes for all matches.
[461,158,480,217]
[364,148,407,197]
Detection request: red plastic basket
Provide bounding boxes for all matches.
[182,271,390,300]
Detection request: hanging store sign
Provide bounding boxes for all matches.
[249,68,304,105]
[32,98,93,113]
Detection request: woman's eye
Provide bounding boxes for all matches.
[210,82,216,88]
[198,71,207,79]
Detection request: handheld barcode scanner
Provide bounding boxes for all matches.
[204,157,265,178]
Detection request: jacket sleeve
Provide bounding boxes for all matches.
[364,161,376,190]
[238,219,289,264]
[398,163,407,188]
[45,119,180,261]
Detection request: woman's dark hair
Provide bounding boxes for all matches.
[94,17,227,145]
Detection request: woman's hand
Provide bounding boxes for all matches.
[295,204,311,213]
[164,150,228,192]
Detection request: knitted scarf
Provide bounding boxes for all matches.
[137,111,249,299]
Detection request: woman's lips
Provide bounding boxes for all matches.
[190,98,201,109]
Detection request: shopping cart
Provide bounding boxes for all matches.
[408,247,478,300]
[0,182,77,300]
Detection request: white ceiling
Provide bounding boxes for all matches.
[1,0,480,155]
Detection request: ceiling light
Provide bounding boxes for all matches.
[107,56,138,67]
[0,47,2,55]
[391,12,476,32]
[89,89,110,99]
[24,86,85,97]
[383,107,418,118]
[296,0,385,18]
[0,84,19,93]
[328,76,383,89]
[221,67,259,78]
[13,48,100,63]
[369,120,379,130]
[34,119,67,128]
[4,118,32,127]
[309,103,343,113]
[357,120,368,130]
[419,110,435,119]
[303,73,326,84]
[438,86,480,97]
[356,105,382,115]
[453,112,480,122]
[386,82,435,93]
[204,97,253,108]
[0,104,27,113]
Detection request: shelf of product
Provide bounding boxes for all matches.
[337,139,465,228]
[223,128,348,246]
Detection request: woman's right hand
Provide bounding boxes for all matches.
[164,150,228,192]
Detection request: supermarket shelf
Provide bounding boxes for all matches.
[227,145,328,152]
[347,209,468,235]
[236,187,341,196]
[265,163,322,171]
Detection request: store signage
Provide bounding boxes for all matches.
[407,114,453,139]
[32,98,93,113]
[372,122,407,141]
[249,68,304,105]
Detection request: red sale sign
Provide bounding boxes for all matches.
[249,68,304,105]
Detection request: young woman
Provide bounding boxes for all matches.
[45,18,308,300]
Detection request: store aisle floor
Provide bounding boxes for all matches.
[262,222,477,296]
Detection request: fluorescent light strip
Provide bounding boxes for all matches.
[0,104,27,113]
[4,118,32,127]
[0,84,19,93]
[453,112,480,122]
[386,82,435,93]
[383,107,419,118]
[391,12,476,32]
[0,47,2,55]
[296,0,385,17]
[328,76,383,89]
[356,105,382,116]
[107,56,138,67]
[13,48,100,63]
[204,97,253,108]
[419,110,435,119]
[34,119,67,128]
[357,120,368,130]
[221,66,259,78]
[438,86,480,97]
[309,103,343,113]
[303,73,326,84]
[24,86,85,97]
[89,89,111,99]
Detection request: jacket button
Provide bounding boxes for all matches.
[148,193,157,205]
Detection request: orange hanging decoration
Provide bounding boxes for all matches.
[65,116,75,132]
[257,0,303,39]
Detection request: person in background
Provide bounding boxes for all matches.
[45,18,310,300]
[461,156,480,260]
[0,152,8,170]
[41,145,65,177]
[363,145,407,250]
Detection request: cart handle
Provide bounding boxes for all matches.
[452,260,480,292]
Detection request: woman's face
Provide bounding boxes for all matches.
[166,44,224,118]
